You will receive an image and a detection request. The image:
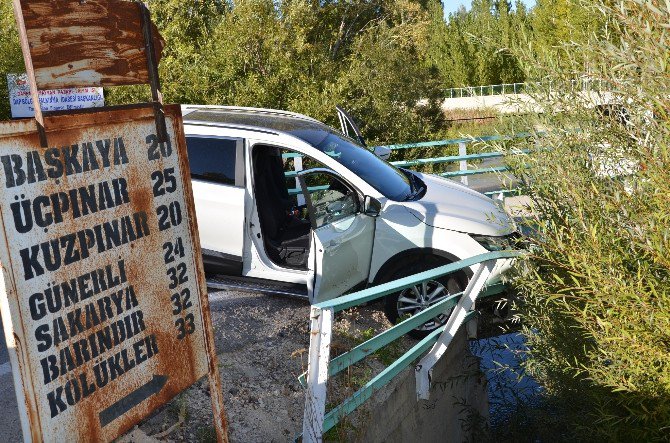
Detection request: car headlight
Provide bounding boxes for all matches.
[470,233,523,251]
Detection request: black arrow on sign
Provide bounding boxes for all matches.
[99,375,168,427]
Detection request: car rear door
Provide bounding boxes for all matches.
[297,168,375,302]
[185,135,245,275]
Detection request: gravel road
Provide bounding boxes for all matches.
[0,316,22,443]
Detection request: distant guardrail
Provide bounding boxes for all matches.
[446,79,606,99]
[447,83,526,98]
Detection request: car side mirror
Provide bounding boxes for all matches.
[373,145,391,161]
[363,195,382,217]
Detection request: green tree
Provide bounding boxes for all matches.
[0,0,25,121]
[163,0,445,144]
[530,0,604,63]
[428,0,529,88]
[1,0,445,144]
[332,0,445,143]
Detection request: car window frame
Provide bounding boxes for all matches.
[296,168,362,230]
[185,135,245,188]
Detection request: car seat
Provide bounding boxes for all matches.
[253,147,311,268]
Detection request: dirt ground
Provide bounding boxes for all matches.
[132,287,410,443]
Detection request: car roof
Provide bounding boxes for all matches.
[181,105,338,146]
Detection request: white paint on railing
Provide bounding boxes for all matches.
[415,260,494,400]
[294,156,305,206]
[302,306,333,443]
[458,142,468,186]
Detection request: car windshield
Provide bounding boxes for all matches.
[310,132,413,201]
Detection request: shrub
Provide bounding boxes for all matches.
[502,1,670,440]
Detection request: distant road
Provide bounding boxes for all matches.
[0,317,22,443]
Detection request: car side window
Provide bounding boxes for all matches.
[300,171,359,228]
[186,136,237,186]
[279,149,327,203]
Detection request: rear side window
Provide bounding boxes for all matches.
[186,136,237,185]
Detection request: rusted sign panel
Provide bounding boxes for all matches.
[15,0,164,89]
[0,104,213,442]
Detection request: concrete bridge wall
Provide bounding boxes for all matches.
[441,93,536,114]
[441,91,613,114]
[355,328,488,442]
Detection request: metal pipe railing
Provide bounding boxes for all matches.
[445,79,606,98]
[301,250,521,441]
[285,132,537,198]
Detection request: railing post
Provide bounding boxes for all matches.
[458,142,468,186]
[294,155,304,206]
[303,306,333,443]
[466,303,478,339]
[415,260,494,400]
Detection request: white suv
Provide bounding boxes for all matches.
[182,105,518,335]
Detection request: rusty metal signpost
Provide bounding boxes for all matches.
[0,1,228,442]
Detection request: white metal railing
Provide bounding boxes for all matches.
[446,79,606,99]
[446,83,526,98]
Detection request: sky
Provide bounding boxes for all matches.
[443,0,536,19]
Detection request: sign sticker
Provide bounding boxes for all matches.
[7,74,105,119]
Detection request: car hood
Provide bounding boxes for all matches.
[400,172,515,236]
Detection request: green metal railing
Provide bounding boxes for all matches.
[384,133,529,175]
[301,250,522,441]
[377,133,527,150]
[381,132,532,196]
[285,132,534,198]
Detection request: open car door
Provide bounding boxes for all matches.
[336,105,367,147]
[336,106,391,161]
[297,168,378,303]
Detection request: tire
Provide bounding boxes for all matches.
[383,257,465,339]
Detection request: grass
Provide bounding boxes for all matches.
[357,327,405,366]
[196,426,217,443]
[167,393,190,423]
[320,310,408,441]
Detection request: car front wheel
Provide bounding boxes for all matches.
[383,259,465,339]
